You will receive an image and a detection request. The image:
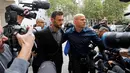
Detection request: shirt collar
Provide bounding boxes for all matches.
[49,26,60,33]
[49,26,54,33]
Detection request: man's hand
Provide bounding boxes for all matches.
[16,27,35,49]
[119,49,130,57]
[32,51,37,57]
[16,27,35,60]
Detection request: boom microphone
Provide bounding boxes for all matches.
[120,0,130,2]
[124,12,130,16]
[32,1,50,9]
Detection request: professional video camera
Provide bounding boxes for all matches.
[102,32,130,48]
[3,1,50,51]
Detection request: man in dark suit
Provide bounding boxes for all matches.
[32,11,64,73]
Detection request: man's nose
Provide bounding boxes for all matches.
[84,20,86,22]
[84,20,86,23]
[2,36,8,42]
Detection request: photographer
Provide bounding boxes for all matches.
[0,24,35,73]
[93,18,111,33]
[0,1,51,73]
[96,27,125,73]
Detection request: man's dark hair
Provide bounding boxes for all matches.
[51,11,63,19]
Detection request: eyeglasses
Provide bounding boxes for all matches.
[0,33,4,39]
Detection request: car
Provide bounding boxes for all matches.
[115,25,127,32]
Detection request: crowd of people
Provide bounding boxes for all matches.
[0,8,130,73]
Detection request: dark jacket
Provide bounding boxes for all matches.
[64,27,105,58]
[33,27,64,67]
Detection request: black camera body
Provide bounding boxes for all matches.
[102,32,130,48]
[3,1,50,51]
[4,24,26,51]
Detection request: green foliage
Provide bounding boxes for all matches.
[82,0,129,22]
[47,0,78,17]
[82,0,103,20]
[103,0,129,21]
[46,0,130,23]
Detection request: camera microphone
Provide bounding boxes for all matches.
[32,1,50,9]
[120,0,130,2]
[124,12,130,16]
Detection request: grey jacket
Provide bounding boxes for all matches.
[0,44,12,73]
[0,44,29,73]
[5,58,29,73]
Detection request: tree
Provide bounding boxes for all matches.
[81,0,129,24]
[82,0,103,25]
[103,0,129,22]
[82,0,103,20]
[47,0,79,17]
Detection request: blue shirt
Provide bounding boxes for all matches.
[64,27,104,57]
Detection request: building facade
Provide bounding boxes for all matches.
[0,0,15,26]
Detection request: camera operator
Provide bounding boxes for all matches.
[96,27,126,73]
[93,18,111,33]
[0,24,35,73]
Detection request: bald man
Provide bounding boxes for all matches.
[64,14,105,73]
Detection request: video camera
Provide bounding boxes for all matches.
[102,32,130,48]
[3,1,50,51]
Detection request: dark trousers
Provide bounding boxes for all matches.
[53,60,63,73]
[107,65,125,73]
[71,56,95,73]
[32,64,40,73]
[89,59,96,73]
[68,53,73,73]
[111,65,125,73]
